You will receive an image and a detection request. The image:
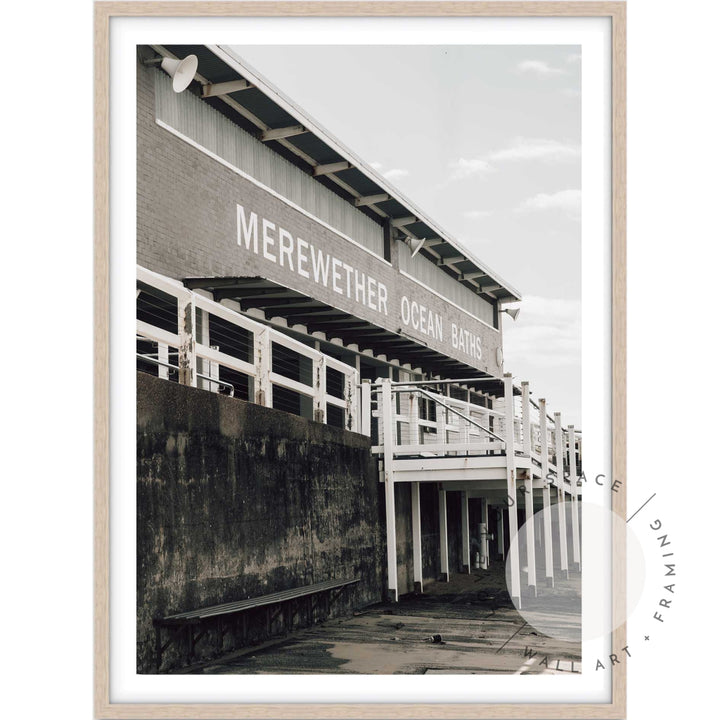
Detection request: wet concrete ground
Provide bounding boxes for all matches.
[182,565,581,675]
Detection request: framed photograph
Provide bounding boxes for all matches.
[95,2,626,717]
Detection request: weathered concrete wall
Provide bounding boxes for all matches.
[137,373,383,672]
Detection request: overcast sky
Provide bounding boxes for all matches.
[233,45,582,426]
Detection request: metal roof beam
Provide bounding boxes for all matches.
[423,238,445,247]
[336,328,394,337]
[313,161,351,176]
[211,287,281,300]
[303,318,369,328]
[391,216,417,228]
[461,270,489,281]
[267,306,338,318]
[202,79,253,97]
[437,255,466,266]
[353,193,390,207]
[261,125,307,142]
[240,296,315,310]
[310,322,369,334]
[183,276,266,289]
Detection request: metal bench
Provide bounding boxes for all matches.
[153,577,360,671]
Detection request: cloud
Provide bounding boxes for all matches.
[502,295,581,369]
[370,161,383,171]
[566,52,581,64]
[447,157,494,182]
[462,210,491,220]
[516,189,581,215]
[443,137,578,186]
[517,59,565,75]
[488,137,580,163]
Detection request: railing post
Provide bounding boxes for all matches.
[539,399,554,587]
[568,425,581,572]
[345,370,358,432]
[521,381,537,596]
[157,343,169,381]
[436,391,446,447]
[253,326,272,408]
[207,344,220,393]
[360,380,371,437]
[521,381,531,456]
[196,307,209,391]
[381,378,398,602]
[554,411,569,580]
[503,373,521,608]
[408,391,420,447]
[177,292,196,388]
[461,394,470,448]
[313,354,326,424]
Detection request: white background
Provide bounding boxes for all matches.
[1,0,717,717]
[111,14,612,705]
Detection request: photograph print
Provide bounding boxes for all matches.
[135,41,584,677]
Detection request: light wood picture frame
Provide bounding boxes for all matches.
[94,2,626,717]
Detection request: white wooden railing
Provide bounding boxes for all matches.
[366,382,505,457]
[136,265,359,431]
[363,377,581,481]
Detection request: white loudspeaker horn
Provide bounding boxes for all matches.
[406,236,426,258]
[504,307,521,321]
[161,54,199,93]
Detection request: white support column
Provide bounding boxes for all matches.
[521,382,537,596]
[209,345,219,392]
[360,380,372,437]
[253,326,272,408]
[461,491,470,573]
[344,370,357,432]
[157,343,169,381]
[568,425,581,572]
[436,388,446,445]
[177,293,197,388]
[503,373,521,608]
[411,482,423,593]
[313,355,326,424]
[524,480,537,595]
[521,381,532,456]
[439,487,449,582]
[408,391,420,446]
[196,308,209,390]
[555,412,569,580]
[381,378,398,601]
[539,399,554,587]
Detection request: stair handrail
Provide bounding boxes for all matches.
[403,386,505,445]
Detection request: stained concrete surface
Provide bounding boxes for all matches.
[137,372,383,672]
[182,565,582,675]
